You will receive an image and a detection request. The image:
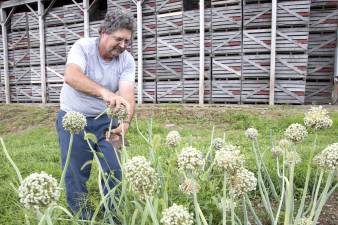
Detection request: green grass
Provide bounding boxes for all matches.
[0,104,337,224]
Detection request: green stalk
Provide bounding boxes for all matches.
[273,154,286,225]
[230,195,235,225]
[146,197,159,225]
[254,140,278,200]
[294,134,317,223]
[284,162,295,225]
[312,171,335,223]
[222,173,227,225]
[308,170,324,220]
[245,195,263,225]
[59,133,74,188]
[242,197,248,225]
[193,191,209,225]
[0,137,23,183]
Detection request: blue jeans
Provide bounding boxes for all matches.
[55,110,121,219]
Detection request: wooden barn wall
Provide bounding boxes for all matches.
[0,0,337,104]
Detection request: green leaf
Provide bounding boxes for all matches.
[84,132,97,144]
[152,134,162,148]
[96,152,104,158]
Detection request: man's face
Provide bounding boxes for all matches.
[100,28,132,59]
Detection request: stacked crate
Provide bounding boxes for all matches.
[8,8,42,102]
[305,0,337,104]
[211,0,242,103]
[156,0,183,102]
[243,0,310,104]
[43,2,84,102]
[183,1,211,103]
[0,31,4,102]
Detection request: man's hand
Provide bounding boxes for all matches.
[112,122,129,136]
[100,88,131,111]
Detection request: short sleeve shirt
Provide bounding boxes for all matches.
[60,37,135,116]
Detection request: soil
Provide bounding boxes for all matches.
[318,190,338,225]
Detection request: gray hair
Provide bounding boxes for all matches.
[99,9,134,35]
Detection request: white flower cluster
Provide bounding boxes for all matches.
[215,149,245,174]
[125,156,158,199]
[271,146,284,157]
[212,138,224,150]
[179,178,200,195]
[278,139,293,151]
[296,218,313,225]
[106,104,128,121]
[218,199,236,212]
[221,143,240,152]
[62,111,87,134]
[229,168,257,198]
[284,123,308,143]
[304,106,332,130]
[313,143,338,170]
[18,172,60,209]
[160,204,193,225]
[285,151,302,166]
[245,128,258,140]
[166,131,181,148]
[177,147,205,173]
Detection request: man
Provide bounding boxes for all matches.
[55,9,135,219]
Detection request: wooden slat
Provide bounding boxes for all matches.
[134,80,156,103]
[310,8,338,32]
[107,0,136,16]
[157,80,183,102]
[308,32,336,56]
[10,84,42,102]
[241,79,270,103]
[183,9,211,31]
[307,57,334,80]
[243,55,270,78]
[156,57,182,80]
[156,0,182,14]
[211,4,242,30]
[133,36,156,58]
[183,56,210,79]
[275,79,305,104]
[135,59,157,80]
[305,80,333,104]
[157,12,182,35]
[275,54,308,78]
[212,30,241,54]
[184,32,211,55]
[211,78,241,103]
[212,56,241,78]
[183,80,211,102]
[157,35,183,57]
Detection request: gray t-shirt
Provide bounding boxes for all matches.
[60,37,135,116]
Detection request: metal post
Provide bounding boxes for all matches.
[269,0,277,105]
[83,0,89,38]
[1,8,10,104]
[199,0,205,105]
[333,29,338,104]
[136,0,143,104]
[38,0,47,103]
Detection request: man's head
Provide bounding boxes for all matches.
[98,9,134,60]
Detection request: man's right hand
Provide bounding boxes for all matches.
[100,88,130,111]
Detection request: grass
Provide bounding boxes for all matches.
[0,104,337,224]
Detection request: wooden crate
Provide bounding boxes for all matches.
[183,79,211,103]
[157,12,182,35]
[89,20,102,37]
[241,79,269,103]
[183,56,210,79]
[156,0,182,14]
[212,30,241,55]
[45,3,84,27]
[243,55,270,78]
[311,0,338,8]
[135,59,157,80]
[157,80,183,102]
[143,0,156,15]
[211,78,241,103]
[243,28,308,53]
[275,79,305,104]
[156,57,182,80]
[47,83,62,103]
[308,32,336,56]
[305,80,333,104]
[134,80,156,103]
[307,56,334,80]
[211,4,242,30]
[183,9,211,31]
[45,45,67,65]
[309,8,338,32]
[8,67,34,84]
[10,11,38,31]
[10,84,42,102]
[8,48,32,66]
[184,32,211,55]
[8,30,34,50]
[107,0,136,16]
[157,34,183,57]
[212,56,241,79]
[46,65,65,83]
[0,85,5,103]
[142,15,157,37]
[244,1,310,28]
[66,23,85,45]
[133,37,157,58]
[275,54,308,79]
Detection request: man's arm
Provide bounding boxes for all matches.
[64,63,129,108]
[112,80,135,135]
